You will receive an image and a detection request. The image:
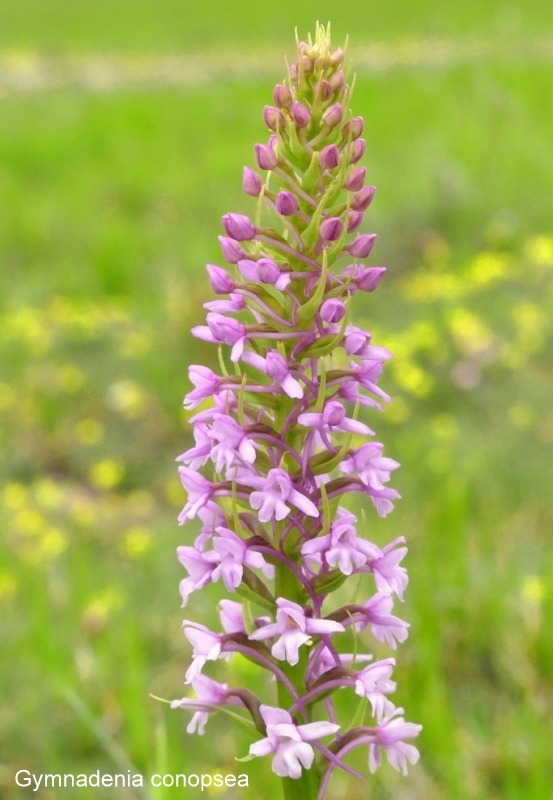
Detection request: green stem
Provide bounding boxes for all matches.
[275,563,321,800]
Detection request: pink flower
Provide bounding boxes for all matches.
[171,675,230,735]
[368,708,422,775]
[367,537,409,600]
[177,533,215,605]
[298,401,373,437]
[354,658,397,719]
[249,705,340,778]
[182,622,223,683]
[177,468,214,521]
[246,468,318,523]
[192,313,246,362]
[341,443,400,491]
[208,526,274,591]
[359,594,410,649]
[183,366,220,410]
[208,414,256,473]
[301,508,374,575]
[176,423,212,470]
[238,257,291,291]
[249,598,344,665]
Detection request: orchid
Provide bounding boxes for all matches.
[172,24,421,799]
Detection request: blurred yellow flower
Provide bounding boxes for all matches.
[105,379,146,418]
[466,252,508,285]
[431,414,459,441]
[75,418,105,446]
[89,459,126,490]
[40,527,68,558]
[33,478,64,509]
[0,382,15,410]
[165,477,184,507]
[15,508,43,536]
[83,587,124,629]
[525,235,553,267]
[521,575,547,607]
[448,308,494,355]
[119,330,153,358]
[58,363,86,393]
[508,404,534,429]
[3,482,28,510]
[121,526,153,558]
[392,361,434,398]
[383,395,410,424]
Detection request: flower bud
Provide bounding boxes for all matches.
[320,298,346,323]
[344,167,366,192]
[342,116,364,140]
[218,236,246,264]
[256,258,281,284]
[255,143,278,171]
[348,233,377,258]
[242,167,263,197]
[206,264,234,294]
[275,191,298,216]
[273,83,292,110]
[222,213,256,241]
[291,100,311,128]
[342,264,386,292]
[322,102,343,128]
[314,53,330,72]
[330,48,344,67]
[320,217,343,241]
[315,79,333,101]
[319,144,340,170]
[347,210,364,233]
[349,138,366,164]
[352,186,376,211]
[329,70,345,93]
[263,105,285,132]
[299,55,314,75]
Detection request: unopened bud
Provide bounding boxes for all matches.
[263,105,285,132]
[299,55,314,75]
[206,264,234,294]
[315,79,333,102]
[291,100,311,128]
[242,167,263,197]
[320,217,344,241]
[255,143,278,171]
[330,48,344,67]
[329,70,345,93]
[314,53,330,72]
[275,191,299,216]
[344,167,366,192]
[222,213,256,242]
[320,298,346,323]
[322,102,343,128]
[319,144,340,170]
[347,210,364,233]
[273,84,292,110]
[256,257,281,284]
[351,186,376,211]
[342,116,364,140]
[342,264,386,292]
[349,138,366,164]
[348,233,377,258]
[218,236,246,264]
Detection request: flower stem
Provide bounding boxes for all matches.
[275,562,321,800]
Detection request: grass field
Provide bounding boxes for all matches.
[1,2,552,798]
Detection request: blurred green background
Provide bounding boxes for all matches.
[1,1,552,798]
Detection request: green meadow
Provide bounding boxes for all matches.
[1,2,552,798]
